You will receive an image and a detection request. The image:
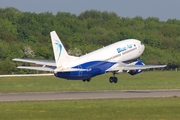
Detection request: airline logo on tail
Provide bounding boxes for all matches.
[55,40,62,61]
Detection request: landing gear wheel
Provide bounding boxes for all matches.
[82,79,91,82]
[109,77,114,83]
[87,79,90,82]
[113,77,118,83]
[109,77,118,83]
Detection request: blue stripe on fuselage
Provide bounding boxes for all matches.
[55,61,116,80]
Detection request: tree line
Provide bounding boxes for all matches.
[0,7,180,74]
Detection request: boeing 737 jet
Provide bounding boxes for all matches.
[13,31,166,83]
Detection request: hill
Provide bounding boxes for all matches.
[0,7,180,74]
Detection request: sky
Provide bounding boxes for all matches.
[0,0,180,21]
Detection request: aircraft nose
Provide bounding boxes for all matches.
[141,43,145,51]
[139,41,145,54]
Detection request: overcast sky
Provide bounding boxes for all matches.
[1,0,180,21]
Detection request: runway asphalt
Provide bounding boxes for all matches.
[0,89,180,102]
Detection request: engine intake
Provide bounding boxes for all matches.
[128,61,145,75]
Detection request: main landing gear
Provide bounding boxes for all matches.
[109,72,118,83]
[82,78,91,82]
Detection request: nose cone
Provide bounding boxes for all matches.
[141,43,145,52]
[138,41,145,55]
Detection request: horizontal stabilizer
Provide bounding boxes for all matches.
[17,66,55,71]
[13,58,56,66]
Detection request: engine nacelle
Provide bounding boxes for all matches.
[128,61,145,75]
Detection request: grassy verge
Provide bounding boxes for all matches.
[0,71,180,93]
[0,97,180,120]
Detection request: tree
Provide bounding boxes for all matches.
[23,46,35,58]
[0,7,180,73]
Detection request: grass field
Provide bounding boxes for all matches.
[1,71,180,119]
[0,71,180,93]
[0,97,180,120]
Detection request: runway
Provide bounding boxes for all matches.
[0,89,180,102]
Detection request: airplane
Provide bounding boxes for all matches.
[13,31,166,83]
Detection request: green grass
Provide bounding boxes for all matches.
[0,97,180,120]
[0,71,180,93]
[1,71,180,120]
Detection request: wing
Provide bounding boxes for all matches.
[122,65,166,70]
[13,58,56,66]
[17,66,55,71]
[17,66,88,72]
[106,63,166,72]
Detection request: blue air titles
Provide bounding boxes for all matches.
[117,44,132,53]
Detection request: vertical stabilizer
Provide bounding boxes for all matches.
[50,31,69,68]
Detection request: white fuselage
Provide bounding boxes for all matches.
[64,39,145,68]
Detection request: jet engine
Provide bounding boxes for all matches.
[128,61,145,75]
